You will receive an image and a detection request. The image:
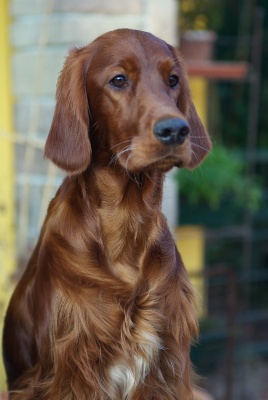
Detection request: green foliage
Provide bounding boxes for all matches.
[179,0,225,31]
[176,145,262,212]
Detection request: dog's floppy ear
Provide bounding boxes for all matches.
[45,47,91,174]
[169,46,212,168]
[186,100,212,168]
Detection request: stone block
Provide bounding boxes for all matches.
[15,145,48,176]
[10,0,45,16]
[144,0,179,46]
[52,0,142,14]
[11,14,142,47]
[14,97,55,135]
[11,0,142,16]
[12,48,67,96]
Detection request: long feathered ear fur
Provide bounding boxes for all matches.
[169,46,212,168]
[44,47,91,174]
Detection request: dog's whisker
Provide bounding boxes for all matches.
[190,149,199,165]
[125,152,142,186]
[110,139,132,150]
[108,144,141,169]
[90,123,99,136]
[192,142,211,153]
[144,170,155,184]
[109,146,132,168]
[190,149,204,176]
[90,121,98,130]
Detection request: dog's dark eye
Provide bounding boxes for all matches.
[168,75,179,88]
[110,75,128,88]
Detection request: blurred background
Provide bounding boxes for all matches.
[0,0,267,399]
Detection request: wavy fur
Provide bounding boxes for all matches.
[3,29,211,400]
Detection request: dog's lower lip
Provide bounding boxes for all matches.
[149,155,180,168]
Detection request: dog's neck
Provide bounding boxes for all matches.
[84,165,166,281]
[49,165,167,284]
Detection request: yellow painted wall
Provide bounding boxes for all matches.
[175,226,206,315]
[0,0,16,392]
[190,77,208,128]
[176,76,208,316]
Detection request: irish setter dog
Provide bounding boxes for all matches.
[3,29,211,399]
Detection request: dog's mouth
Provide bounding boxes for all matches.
[125,153,186,173]
[112,135,191,173]
[148,155,184,171]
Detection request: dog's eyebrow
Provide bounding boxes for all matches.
[111,56,140,71]
[156,57,181,74]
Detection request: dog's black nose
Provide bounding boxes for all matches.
[153,118,189,145]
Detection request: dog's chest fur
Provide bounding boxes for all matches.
[109,335,159,398]
[108,292,163,398]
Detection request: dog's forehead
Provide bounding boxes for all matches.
[91,29,174,66]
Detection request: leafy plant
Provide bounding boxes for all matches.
[179,0,224,31]
[176,145,262,212]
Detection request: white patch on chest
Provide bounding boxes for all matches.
[109,330,162,398]
[109,355,149,398]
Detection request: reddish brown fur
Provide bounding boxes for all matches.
[3,29,211,399]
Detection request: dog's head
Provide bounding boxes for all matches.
[45,29,211,174]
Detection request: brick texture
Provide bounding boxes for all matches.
[11,0,142,16]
